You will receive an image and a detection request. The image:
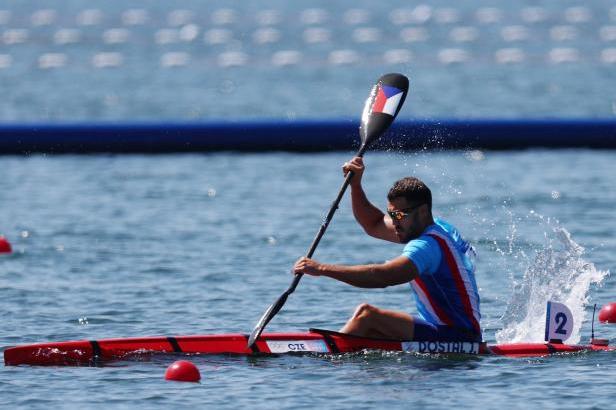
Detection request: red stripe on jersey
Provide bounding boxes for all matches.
[414,277,454,326]
[429,234,481,333]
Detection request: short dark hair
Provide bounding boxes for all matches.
[387,177,432,209]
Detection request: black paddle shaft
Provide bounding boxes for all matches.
[289,143,369,292]
[246,144,368,347]
[247,73,409,348]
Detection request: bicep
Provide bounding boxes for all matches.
[365,216,401,243]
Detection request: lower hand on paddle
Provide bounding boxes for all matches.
[293,257,323,276]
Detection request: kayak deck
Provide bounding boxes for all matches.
[4,328,613,366]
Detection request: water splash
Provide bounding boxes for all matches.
[496,225,609,344]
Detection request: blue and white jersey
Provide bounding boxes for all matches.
[402,218,481,335]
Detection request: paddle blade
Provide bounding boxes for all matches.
[360,73,409,146]
[247,292,290,348]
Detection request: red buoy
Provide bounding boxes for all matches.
[165,360,201,382]
[598,303,616,324]
[0,236,12,254]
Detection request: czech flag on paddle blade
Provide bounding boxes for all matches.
[372,85,403,116]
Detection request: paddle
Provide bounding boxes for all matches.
[247,73,409,349]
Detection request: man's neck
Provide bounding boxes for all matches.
[415,217,436,237]
[423,216,435,229]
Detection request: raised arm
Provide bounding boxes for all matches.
[343,157,399,243]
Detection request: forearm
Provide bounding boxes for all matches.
[317,263,390,288]
[295,256,417,288]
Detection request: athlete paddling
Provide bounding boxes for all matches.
[293,157,482,342]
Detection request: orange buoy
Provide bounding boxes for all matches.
[0,236,12,254]
[165,360,201,382]
[598,303,616,324]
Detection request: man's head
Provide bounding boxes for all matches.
[386,177,434,242]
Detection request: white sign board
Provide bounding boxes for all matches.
[544,301,574,342]
[266,340,329,353]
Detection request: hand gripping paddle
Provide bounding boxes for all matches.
[247,73,409,349]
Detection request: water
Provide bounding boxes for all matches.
[497,227,609,344]
[1,150,614,409]
[2,1,615,408]
[1,1,615,120]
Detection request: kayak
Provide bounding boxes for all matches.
[4,328,613,366]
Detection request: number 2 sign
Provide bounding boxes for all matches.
[545,301,574,342]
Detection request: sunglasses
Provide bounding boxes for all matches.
[387,205,423,221]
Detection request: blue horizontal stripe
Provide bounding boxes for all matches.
[0,119,615,153]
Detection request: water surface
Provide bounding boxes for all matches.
[1,150,614,409]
